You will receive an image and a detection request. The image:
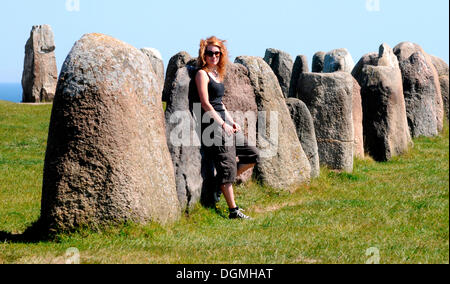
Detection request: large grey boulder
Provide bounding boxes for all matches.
[352,78,364,158]
[263,48,294,98]
[223,62,259,184]
[289,55,309,98]
[164,65,204,211]
[285,98,320,178]
[351,52,378,83]
[312,51,326,73]
[394,42,444,135]
[223,63,258,118]
[297,72,355,172]
[440,76,450,120]
[235,56,311,190]
[430,55,449,77]
[430,55,449,120]
[21,25,58,103]
[141,48,165,93]
[162,52,193,102]
[323,48,355,73]
[351,44,404,159]
[353,43,412,161]
[40,34,181,232]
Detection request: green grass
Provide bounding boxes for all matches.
[0,99,448,264]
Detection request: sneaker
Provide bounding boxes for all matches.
[229,208,252,220]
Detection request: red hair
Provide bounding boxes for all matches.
[197,36,229,80]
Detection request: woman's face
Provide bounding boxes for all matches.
[205,45,221,68]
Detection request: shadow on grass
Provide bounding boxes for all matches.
[1,199,231,245]
[0,219,55,244]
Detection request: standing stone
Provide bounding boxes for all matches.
[164,65,204,211]
[394,42,444,135]
[141,48,165,94]
[40,34,180,232]
[440,77,450,121]
[323,48,355,73]
[235,56,311,190]
[430,55,449,120]
[297,72,354,172]
[352,52,379,83]
[162,52,208,210]
[162,52,192,102]
[164,52,217,209]
[223,62,259,184]
[21,25,58,103]
[312,51,326,73]
[263,48,294,98]
[286,98,320,178]
[430,55,449,76]
[398,52,439,137]
[289,55,309,98]
[352,78,364,158]
[223,63,258,119]
[353,43,412,162]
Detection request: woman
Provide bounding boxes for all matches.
[195,36,260,220]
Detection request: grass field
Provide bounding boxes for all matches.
[0,99,448,264]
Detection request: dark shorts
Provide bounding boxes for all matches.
[203,130,260,185]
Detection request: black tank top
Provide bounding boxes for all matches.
[206,72,226,120]
[192,70,227,144]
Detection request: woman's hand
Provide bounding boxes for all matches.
[223,122,235,136]
[232,122,242,133]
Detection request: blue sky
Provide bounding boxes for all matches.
[0,0,448,83]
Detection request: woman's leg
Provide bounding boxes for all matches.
[222,163,256,208]
[221,182,251,219]
[221,183,237,209]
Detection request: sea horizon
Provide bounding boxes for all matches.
[0,83,22,103]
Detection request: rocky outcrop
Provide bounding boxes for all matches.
[263,48,294,98]
[312,51,326,73]
[394,42,444,135]
[40,34,180,232]
[289,55,309,98]
[235,56,311,190]
[21,25,58,103]
[286,98,320,178]
[323,48,355,73]
[141,48,165,93]
[297,72,355,172]
[353,43,412,161]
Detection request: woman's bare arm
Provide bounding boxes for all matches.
[196,70,235,135]
[222,104,234,125]
[223,104,242,133]
[196,70,225,126]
